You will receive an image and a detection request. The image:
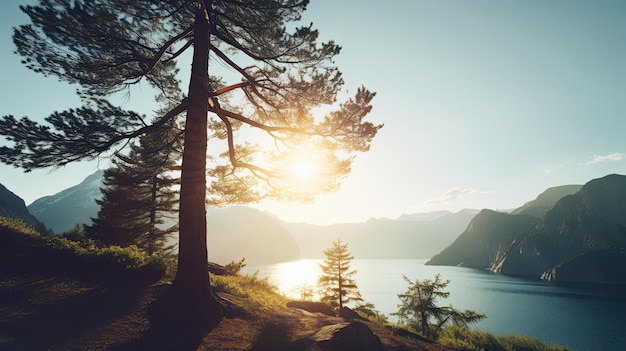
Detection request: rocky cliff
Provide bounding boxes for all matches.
[428,174,626,284]
[426,209,539,268]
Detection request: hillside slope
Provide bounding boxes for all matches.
[0,183,39,226]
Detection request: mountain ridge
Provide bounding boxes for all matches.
[0,183,40,226]
[27,170,104,233]
[428,174,626,284]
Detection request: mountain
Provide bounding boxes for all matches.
[27,170,104,233]
[283,209,479,259]
[510,184,582,217]
[0,183,40,226]
[205,206,301,265]
[428,174,626,284]
[426,209,540,268]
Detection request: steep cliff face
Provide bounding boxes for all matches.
[540,248,626,283]
[428,174,626,283]
[0,183,40,226]
[494,174,626,277]
[427,209,539,268]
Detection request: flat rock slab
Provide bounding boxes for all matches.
[309,322,385,351]
[286,300,335,316]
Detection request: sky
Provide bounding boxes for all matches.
[1,0,625,225]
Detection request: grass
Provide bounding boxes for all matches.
[427,323,571,351]
[211,271,289,310]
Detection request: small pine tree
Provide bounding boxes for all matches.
[394,274,486,339]
[317,239,363,313]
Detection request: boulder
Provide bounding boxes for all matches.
[309,322,385,351]
[286,301,335,316]
[339,306,365,320]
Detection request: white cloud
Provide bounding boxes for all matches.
[544,161,572,174]
[545,153,624,174]
[424,187,478,206]
[579,152,624,166]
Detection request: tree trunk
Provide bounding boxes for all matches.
[148,2,222,347]
[148,174,157,256]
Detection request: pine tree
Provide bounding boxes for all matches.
[0,1,382,337]
[318,239,363,313]
[394,274,486,339]
[86,117,180,255]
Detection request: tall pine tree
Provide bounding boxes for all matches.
[318,239,363,313]
[0,1,382,339]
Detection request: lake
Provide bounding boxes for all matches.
[242,259,626,351]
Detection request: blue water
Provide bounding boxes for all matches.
[243,259,626,351]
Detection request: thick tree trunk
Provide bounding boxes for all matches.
[148,3,222,347]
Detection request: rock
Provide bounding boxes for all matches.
[541,248,626,284]
[386,325,433,343]
[208,262,227,275]
[309,322,385,351]
[286,301,335,316]
[339,306,365,320]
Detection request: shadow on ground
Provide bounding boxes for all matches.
[0,277,144,351]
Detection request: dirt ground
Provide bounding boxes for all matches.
[0,272,458,351]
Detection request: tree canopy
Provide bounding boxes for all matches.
[0,0,381,341]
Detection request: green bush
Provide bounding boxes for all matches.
[438,325,498,351]
[0,217,39,236]
[496,334,571,351]
[0,217,164,284]
[438,325,571,351]
[224,257,247,275]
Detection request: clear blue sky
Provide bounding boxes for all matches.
[1,0,625,224]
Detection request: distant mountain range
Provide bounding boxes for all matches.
[4,171,625,284]
[283,209,479,259]
[205,206,301,265]
[428,175,626,284]
[0,171,479,264]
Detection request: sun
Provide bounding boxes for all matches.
[292,158,315,182]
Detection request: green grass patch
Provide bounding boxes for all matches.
[211,271,288,309]
[438,325,571,351]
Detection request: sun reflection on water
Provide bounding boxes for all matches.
[251,259,322,299]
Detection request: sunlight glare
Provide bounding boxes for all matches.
[272,259,321,299]
[292,158,315,182]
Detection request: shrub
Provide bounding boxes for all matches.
[0,216,39,236]
[438,325,571,351]
[354,302,389,327]
[496,334,571,351]
[224,257,247,275]
[438,325,498,351]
